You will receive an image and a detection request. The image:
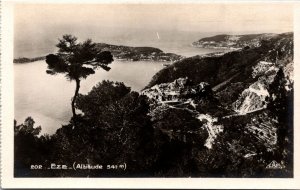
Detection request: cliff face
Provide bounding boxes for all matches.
[142,77,225,150]
[232,61,277,114]
[142,77,213,103]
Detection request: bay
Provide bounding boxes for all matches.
[14,60,165,134]
[14,36,226,134]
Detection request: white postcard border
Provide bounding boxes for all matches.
[1,0,300,189]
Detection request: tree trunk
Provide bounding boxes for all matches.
[72,79,81,118]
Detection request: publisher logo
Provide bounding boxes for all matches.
[266,160,284,169]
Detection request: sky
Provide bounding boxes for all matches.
[14,3,293,57]
[15,3,293,33]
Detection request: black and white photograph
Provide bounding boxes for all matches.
[1,0,300,188]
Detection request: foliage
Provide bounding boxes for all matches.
[267,68,288,117]
[45,34,114,117]
[14,75,294,177]
[267,68,294,176]
[75,80,131,121]
[215,82,246,107]
[150,107,208,176]
[14,117,54,177]
[45,81,155,176]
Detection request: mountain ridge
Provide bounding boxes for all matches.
[146,32,293,91]
[141,32,293,176]
[192,33,279,49]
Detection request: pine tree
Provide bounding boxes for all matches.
[45,35,114,118]
[268,68,287,117]
[267,68,291,163]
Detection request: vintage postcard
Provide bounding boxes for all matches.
[1,0,300,188]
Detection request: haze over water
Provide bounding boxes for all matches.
[15,60,166,134]
[14,4,292,58]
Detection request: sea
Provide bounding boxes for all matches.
[14,30,225,134]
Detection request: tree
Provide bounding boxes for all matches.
[50,81,156,176]
[45,35,114,118]
[14,117,57,177]
[267,68,288,149]
[14,117,41,136]
[268,68,287,117]
[75,80,131,121]
[267,68,293,174]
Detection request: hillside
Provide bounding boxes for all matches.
[142,32,293,176]
[192,33,277,49]
[147,33,293,92]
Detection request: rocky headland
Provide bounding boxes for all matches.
[14,43,183,63]
[192,33,279,49]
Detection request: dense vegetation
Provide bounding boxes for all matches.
[14,76,293,177]
[14,81,208,177]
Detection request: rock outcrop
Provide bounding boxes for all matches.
[142,77,212,104]
[143,77,224,149]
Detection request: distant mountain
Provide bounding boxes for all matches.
[143,32,293,176]
[14,43,183,63]
[13,56,46,64]
[192,33,278,49]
